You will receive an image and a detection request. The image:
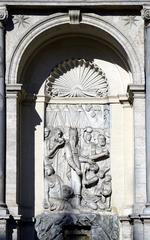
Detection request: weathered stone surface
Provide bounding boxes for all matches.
[44,94,111,212]
[2,1,147,240]
[35,213,119,240]
[0,0,150,5]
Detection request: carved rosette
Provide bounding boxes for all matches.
[13,15,30,28]
[45,59,108,97]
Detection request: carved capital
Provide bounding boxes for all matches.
[6,84,25,102]
[141,6,150,21]
[127,84,145,104]
[69,10,81,24]
[0,6,8,22]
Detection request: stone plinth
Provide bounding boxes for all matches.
[35,213,119,240]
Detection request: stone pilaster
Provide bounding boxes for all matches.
[128,6,150,240]
[0,219,8,240]
[141,5,150,215]
[133,218,144,240]
[128,84,146,214]
[6,84,23,215]
[0,5,10,240]
[143,217,150,240]
[120,217,133,240]
[0,5,8,214]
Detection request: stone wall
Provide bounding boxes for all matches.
[0,2,147,239]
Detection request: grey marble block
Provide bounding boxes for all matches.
[35,213,119,240]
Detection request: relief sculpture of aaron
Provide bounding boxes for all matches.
[43,59,111,213]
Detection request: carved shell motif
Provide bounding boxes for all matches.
[45,59,108,97]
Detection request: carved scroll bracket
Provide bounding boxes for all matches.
[141,6,150,25]
[69,10,81,24]
[0,5,8,26]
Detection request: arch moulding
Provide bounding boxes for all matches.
[6,12,143,85]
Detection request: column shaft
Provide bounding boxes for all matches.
[145,24,150,209]
[0,21,6,208]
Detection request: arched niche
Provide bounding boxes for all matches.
[21,34,132,96]
[7,13,143,85]
[6,13,135,218]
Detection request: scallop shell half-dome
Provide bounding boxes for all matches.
[45,59,109,97]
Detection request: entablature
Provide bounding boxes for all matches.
[0,0,150,8]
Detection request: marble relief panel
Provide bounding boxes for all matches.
[44,103,111,212]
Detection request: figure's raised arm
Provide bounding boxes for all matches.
[48,139,65,159]
[90,149,109,161]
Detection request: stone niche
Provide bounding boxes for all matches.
[44,59,111,213]
[35,59,120,240]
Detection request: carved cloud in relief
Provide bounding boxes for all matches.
[45,59,108,97]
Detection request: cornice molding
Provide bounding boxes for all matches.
[127,84,145,103]
[0,0,150,7]
[6,84,26,102]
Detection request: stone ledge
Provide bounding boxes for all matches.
[6,84,22,92]
[127,214,150,223]
[0,214,11,220]
[0,214,35,222]
[0,0,150,6]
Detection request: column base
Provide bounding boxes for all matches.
[0,219,7,240]
[140,215,150,240]
[0,203,9,215]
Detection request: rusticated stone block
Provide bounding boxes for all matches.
[35,213,119,240]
